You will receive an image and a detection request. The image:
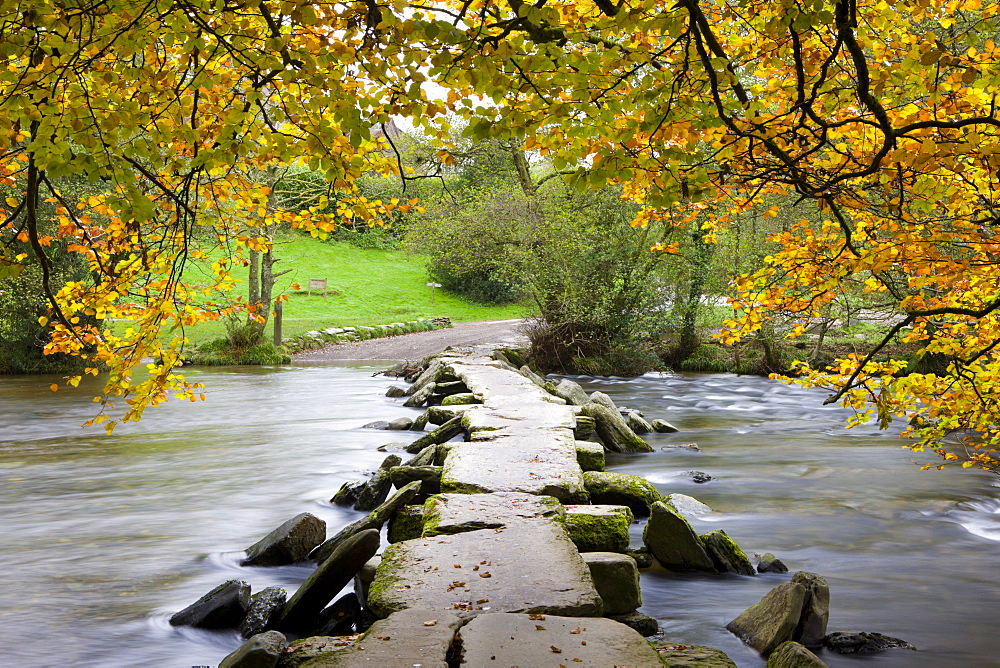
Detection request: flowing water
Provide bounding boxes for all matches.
[1,364,997,667]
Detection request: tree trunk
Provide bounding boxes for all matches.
[679,226,715,355]
[508,138,536,196]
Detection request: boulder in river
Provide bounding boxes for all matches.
[651,418,680,433]
[757,552,789,574]
[589,390,619,412]
[403,443,437,467]
[169,579,251,629]
[239,586,287,638]
[553,378,590,406]
[823,631,915,654]
[791,571,830,647]
[353,455,401,511]
[404,415,464,454]
[700,529,756,576]
[580,402,653,453]
[218,630,286,668]
[361,420,391,430]
[642,501,716,572]
[277,528,380,634]
[765,641,828,667]
[241,513,326,567]
[584,471,661,516]
[626,411,653,434]
[311,481,421,563]
[386,417,413,430]
[385,385,407,398]
[726,580,808,656]
[329,480,364,506]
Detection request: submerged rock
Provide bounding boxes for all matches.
[241,513,326,567]
[169,579,251,629]
[361,420,391,430]
[219,630,286,668]
[823,631,915,654]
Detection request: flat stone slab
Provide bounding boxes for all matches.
[441,434,588,501]
[449,360,566,406]
[297,608,463,667]
[458,613,664,667]
[423,492,564,537]
[463,403,577,437]
[368,524,602,619]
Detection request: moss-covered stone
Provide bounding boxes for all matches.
[277,636,356,667]
[441,392,481,406]
[386,504,425,543]
[575,440,605,471]
[563,505,632,553]
[583,471,661,517]
[365,542,408,618]
[649,641,737,667]
[700,529,756,576]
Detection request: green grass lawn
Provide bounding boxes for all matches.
[175,234,531,348]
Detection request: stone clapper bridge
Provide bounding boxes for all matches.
[193,346,790,667]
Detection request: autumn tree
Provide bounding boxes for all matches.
[5,0,1000,473]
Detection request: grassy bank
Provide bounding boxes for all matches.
[176,235,531,349]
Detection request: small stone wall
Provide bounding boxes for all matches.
[282,317,452,353]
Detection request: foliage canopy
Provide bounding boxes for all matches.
[4,0,1000,472]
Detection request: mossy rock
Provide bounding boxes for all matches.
[386,504,425,543]
[441,393,481,406]
[700,529,755,576]
[563,505,633,552]
[575,440,605,471]
[583,471,661,517]
[278,636,356,667]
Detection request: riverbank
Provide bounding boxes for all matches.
[292,319,528,361]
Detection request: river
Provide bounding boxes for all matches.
[1,363,997,667]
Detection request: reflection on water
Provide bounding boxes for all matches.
[1,367,998,667]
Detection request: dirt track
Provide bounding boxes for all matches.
[291,319,529,362]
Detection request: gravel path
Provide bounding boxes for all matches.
[292,319,529,362]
